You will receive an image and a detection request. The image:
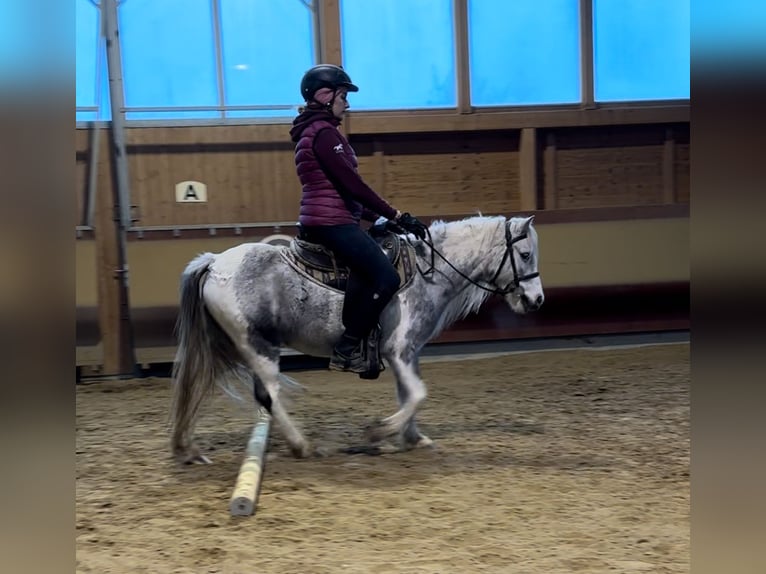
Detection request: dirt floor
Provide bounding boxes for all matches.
[76,343,689,574]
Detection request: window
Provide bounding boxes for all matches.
[119,0,219,120]
[594,0,690,102]
[340,0,455,110]
[74,0,691,124]
[111,0,314,121]
[468,0,581,107]
[76,0,109,121]
[219,0,315,118]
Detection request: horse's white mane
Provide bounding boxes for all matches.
[426,214,507,337]
[427,213,503,243]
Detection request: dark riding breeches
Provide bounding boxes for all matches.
[299,224,401,339]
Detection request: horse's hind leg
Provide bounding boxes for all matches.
[396,374,434,449]
[237,342,312,458]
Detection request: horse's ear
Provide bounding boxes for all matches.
[522,215,535,232]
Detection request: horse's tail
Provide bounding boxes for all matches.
[169,252,245,462]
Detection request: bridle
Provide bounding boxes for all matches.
[488,223,541,295]
[416,220,540,296]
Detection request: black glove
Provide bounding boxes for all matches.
[397,212,428,240]
[384,220,407,235]
[369,218,406,237]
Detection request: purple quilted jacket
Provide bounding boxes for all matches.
[290,109,397,226]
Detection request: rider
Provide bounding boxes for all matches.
[289,63,428,373]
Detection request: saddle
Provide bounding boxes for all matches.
[282,228,417,294]
[280,226,418,379]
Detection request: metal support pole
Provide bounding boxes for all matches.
[211,0,227,119]
[100,0,137,376]
[310,0,322,63]
[103,0,133,229]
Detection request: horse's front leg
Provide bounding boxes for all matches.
[367,354,432,448]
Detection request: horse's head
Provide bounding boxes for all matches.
[491,216,544,315]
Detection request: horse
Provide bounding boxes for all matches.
[169,214,544,463]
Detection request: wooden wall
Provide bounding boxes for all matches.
[543,123,690,209]
[76,121,689,230]
[76,125,299,228]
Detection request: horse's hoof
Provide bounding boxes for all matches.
[182,453,213,465]
[364,420,392,443]
[174,445,213,465]
[312,445,333,458]
[290,443,313,459]
[365,427,383,443]
[406,435,435,450]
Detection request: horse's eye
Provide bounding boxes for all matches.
[520,252,531,261]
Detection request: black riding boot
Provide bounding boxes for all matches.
[329,333,367,373]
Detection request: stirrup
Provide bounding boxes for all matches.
[358,325,385,379]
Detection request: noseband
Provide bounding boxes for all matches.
[417,221,540,296]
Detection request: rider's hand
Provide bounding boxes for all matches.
[371,217,406,236]
[396,212,428,240]
[384,220,407,235]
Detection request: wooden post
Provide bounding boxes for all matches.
[94,134,136,376]
[315,0,344,135]
[580,0,595,109]
[543,133,558,210]
[316,0,342,65]
[663,128,676,204]
[453,0,472,114]
[97,0,136,377]
[519,128,538,211]
[373,139,386,197]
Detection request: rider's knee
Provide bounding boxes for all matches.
[378,268,401,296]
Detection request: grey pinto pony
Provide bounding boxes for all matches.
[170,214,544,463]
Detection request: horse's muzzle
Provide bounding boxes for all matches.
[521,293,544,312]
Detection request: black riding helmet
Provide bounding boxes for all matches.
[300,64,359,102]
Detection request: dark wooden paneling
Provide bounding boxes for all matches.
[354,131,521,216]
[547,123,689,210]
[556,145,665,208]
[675,144,690,204]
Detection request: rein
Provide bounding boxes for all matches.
[412,221,539,296]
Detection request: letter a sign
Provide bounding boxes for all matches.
[175,180,208,203]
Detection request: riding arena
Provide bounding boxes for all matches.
[76,2,690,571]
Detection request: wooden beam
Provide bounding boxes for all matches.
[94,129,136,377]
[373,139,386,197]
[346,104,689,135]
[543,133,558,210]
[317,0,342,65]
[580,0,595,108]
[519,128,538,211]
[663,128,676,204]
[453,0,471,114]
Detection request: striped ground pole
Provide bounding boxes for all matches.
[229,409,272,517]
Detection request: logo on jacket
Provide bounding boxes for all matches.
[333,143,344,153]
